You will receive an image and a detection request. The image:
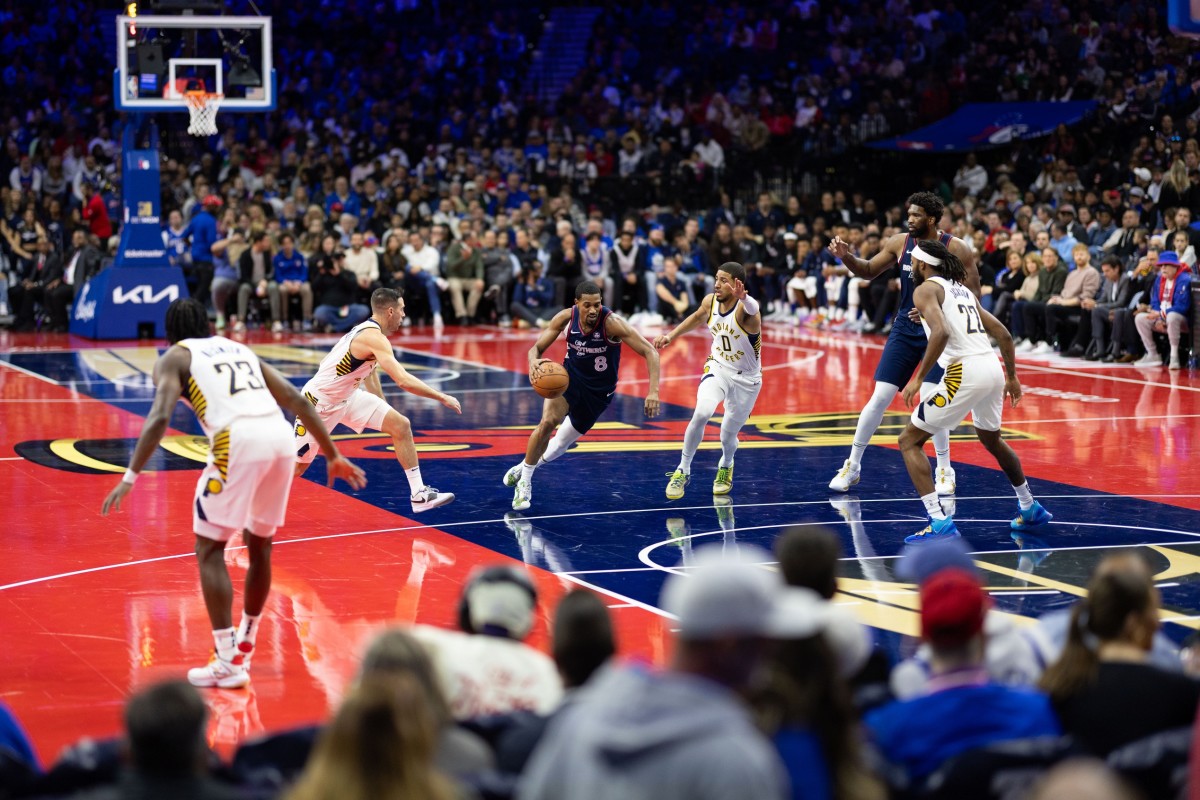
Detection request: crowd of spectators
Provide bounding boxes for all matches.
[5,532,1198,799]
[0,0,1197,361]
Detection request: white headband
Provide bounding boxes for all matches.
[911,243,943,266]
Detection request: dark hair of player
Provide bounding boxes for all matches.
[576,280,602,300]
[915,239,967,284]
[165,298,211,344]
[718,261,747,284]
[905,191,945,223]
[371,287,402,312]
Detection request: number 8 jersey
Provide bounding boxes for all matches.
[918,276,994,368]
[564,305,621,393]
[706,299,762,378]
[176,336,282,440]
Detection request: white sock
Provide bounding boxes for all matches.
[849,382,897,469]
[521,461,537,483]
[921,492,946,520]
[213,627,238,662]
[676,453,693,474]
[1014,481,1034,510]
[405,465,424,496]
[933,428,951,472]
[237,614,261,647]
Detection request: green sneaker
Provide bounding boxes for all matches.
[665,469,689,500]
[713,464,734,495]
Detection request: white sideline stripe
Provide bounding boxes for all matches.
[0,360,62,385]
[558,573,675,620]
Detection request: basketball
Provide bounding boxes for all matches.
[531,362,569,399]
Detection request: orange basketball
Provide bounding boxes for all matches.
[531,362,569,399]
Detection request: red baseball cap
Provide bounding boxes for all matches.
[202,194,223,208]
[920,568,990,647]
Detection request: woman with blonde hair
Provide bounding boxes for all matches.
[285,675,457,800]
[1006,252,1042,345]
[1158,159,1193,214]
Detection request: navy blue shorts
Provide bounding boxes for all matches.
[563,375,616,434]
[874,321,945,387]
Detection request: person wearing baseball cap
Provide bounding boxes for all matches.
[865,567,1060,785]
[180,193,222,306]
[1131,250,1193,369]
[520,545,788,800]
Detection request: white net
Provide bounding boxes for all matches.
[185,93,223,137]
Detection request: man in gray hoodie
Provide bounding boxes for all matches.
[518,545,789,800]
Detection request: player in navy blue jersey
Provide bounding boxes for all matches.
[826,192,980,496]
[503,280,661,510]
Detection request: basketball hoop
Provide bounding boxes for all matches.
[184,91,223,137]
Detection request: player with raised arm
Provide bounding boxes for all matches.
[503,280,661,510]
[827,192,980,496]
[897,239,1051,542]
[295,287,461,513]
[101,298,367,688]
[654,262,762,499]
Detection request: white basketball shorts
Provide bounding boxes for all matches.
[294,389,392,464]
[194,414,295,542]
[911,355,1005,435]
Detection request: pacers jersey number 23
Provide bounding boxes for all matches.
[177,336,280,441]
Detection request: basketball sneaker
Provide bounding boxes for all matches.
[512,479,532,511]
[665,469,689,500]
[829,496,861,520]
[713,464,734,495]
[904,516,961,544]
[411,487,454,513]
[503,462,524,488]
[828,459,861,492]
[1010,501,1053,531]
[188,657,250,689]
[935,466,957,496]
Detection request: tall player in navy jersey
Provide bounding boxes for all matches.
[826,192,980,496]
[503,280,661,510]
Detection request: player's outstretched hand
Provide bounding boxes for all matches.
[828,236,851,260]
[327,455,367,490]
[440,393,462,414]
[644,392,661,418]
[901,378,922,408]
[1005,377,1023,408]
[101,481,133,515]
[653,334,672,349]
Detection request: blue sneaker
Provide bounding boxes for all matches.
[1011,501,1053,531]
[905,516,961,544]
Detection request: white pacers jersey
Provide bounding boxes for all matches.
[706,298,762,377]
[919,276,994,368]
[303,319,382,406]
[177,336,281,440]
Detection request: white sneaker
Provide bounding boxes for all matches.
[828,459,861,492]
[1169,356,1182,370]
[411,486,454,513]
[935,466,957,496]
[512,479,532,511]
[215,314,227,331]
[503,462,524,488]
[435,278,450,291]
[1031,341,1054,355]
[1134,353,1162,366]
[232,320,246,333]
[188,657,249,689]
[233,639,254,670]
[1015,339,1035,353]
[433,313,445,330]
[271,320,284,333]
[828,496,861,519]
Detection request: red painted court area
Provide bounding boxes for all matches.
[1,321,1198,763]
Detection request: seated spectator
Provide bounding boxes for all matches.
[510,261,557,329]
[274,233,312,331]
[888,539,1044,700]
[1014,250,1064,350]
[988,247,1026,319]
[7,236,61,332]
[493,588,616,774]
[401,231,446,329]
[343,231,380,305]
[1110,247,1162,362]
[235,231,282,333]
[1079,256,1133,360]
[411,565,562,719]
[1131,250,1192,368]
[445,230,484,325]
[655,256,696,324]
[1034,243,1101,355]
[576,231,611,306]
[379,231,408,294]
[609,229,648,317]
[519,545,789,800]
[865,568,1060,786]
[283,677,455,800]
[1040,554,1200,756]
[47,228,102,331]
[754,588,886,800]
[81,680,239,800]
[312,250,370,333]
